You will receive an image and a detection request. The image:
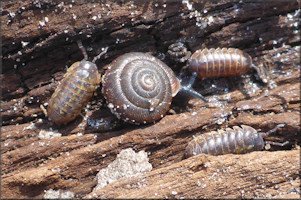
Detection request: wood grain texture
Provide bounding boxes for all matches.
[86,150,300,199]
[1,0,300,199]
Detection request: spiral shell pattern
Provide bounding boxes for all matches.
[167,42,191,63]
[102,52,180,124]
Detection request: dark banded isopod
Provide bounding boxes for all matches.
[189,48,253,78]
[185,124,288,157]
[45,41,108,125]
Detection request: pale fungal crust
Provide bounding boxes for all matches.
[92,148,152,192]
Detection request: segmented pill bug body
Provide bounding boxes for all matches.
[185,124,285,157]
[102,52,181,124]
[46,41,107,125]
[189,48,253,78]
[47,60,101,125]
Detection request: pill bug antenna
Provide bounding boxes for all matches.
[77,40,88,61]
[40,104,48,117]
[178,72,208,102]
[251,63,270,84]
[265,140,289,147]
[260,124,289,147]
[92,47,109,63]
[260,124,285,138]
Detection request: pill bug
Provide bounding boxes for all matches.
[45,41,108,125]
[185,124,288,157]
[167,42,269,81]
[101,52,207,124]
[189,47,270,83]
[189,48,252,78]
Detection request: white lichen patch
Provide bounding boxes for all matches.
[43,189,74,199]
[38,129,62,140]
[23,122,36,130]
[182,0,193,10]
[92,148,152,191]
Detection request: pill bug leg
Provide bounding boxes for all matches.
[178,72,208,102]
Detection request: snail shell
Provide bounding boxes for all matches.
[167,42,191,63]
[102,52,181,124]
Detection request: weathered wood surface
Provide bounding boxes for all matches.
[86,149,300,199]
[1,0,300,199]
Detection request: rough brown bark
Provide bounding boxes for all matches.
[85,149,300,199]
[1,0,300,199]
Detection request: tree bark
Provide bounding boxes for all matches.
[1,0,300,199]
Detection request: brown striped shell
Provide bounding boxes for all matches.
[185,125,264,157]
[189,48,252,78]
[167,42,192,63]
[101,52,181,124]
[47,61,101,125]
